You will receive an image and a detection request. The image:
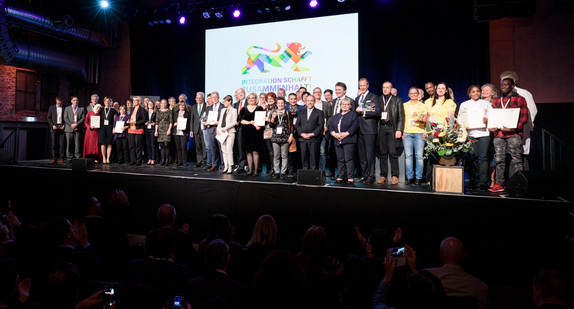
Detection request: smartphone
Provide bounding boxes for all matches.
[103,286,115,308]
[389,247,406,267]
[172,296,184,309]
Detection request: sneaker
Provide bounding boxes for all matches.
[488,183,505,192]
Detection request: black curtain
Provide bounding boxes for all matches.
[130,0,489,102]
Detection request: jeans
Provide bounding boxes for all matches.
[319,135,327,171]
[494,135,523,186]
[403,133,425,180]
[273,142,289,175]
[204,128,212,166]
[468,136,490,187]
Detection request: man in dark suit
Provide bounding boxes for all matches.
[47,96,67,164]
[190,92,207,167]
[295,94,325,170]
[312,87,334,176]
[203,92,224,171]
[63,96,86,162]
[377,81,405,185]
[187,239,246,309]
[355,78,380,183]
[232,88,247,173]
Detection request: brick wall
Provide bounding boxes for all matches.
[0,65,16,120]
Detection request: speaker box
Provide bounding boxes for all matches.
[72,158,95,172]
[297,169,325,186]
[506,170,557,199]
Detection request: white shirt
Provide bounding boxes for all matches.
[56,105,63,124]
[358,91,369,105]
[307,108,313,120]
[297,100,304,106]
[459,99,491,138]
[514,86,537,154]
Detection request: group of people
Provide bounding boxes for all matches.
[1,191,569,309]
[47,70,537,192]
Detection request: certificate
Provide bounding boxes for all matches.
[254,111,266,126]
[207,111,218,124]
[177,117,187,131]
[216,131,228,144]
[487,108,520,129]
[459,109,486,129]
[114,121,124,133]
[91,115,100,128]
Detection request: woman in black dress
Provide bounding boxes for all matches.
[239,93,264,176]
[99,96,117,164]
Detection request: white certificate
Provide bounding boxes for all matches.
[207,111,218,124]
[459,109,486,129]
[487,108,520,129]
[91,115,100,128]
[114,121,124,133]
[254,111,266,126]
[177,117,187,131]
[216,131,228,144]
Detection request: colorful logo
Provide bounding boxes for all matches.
[242,42,312,74]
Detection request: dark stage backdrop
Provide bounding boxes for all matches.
[130,0,489,102]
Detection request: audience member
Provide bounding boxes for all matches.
[533,269,571,309]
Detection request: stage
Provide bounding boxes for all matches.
[1,160,572,285]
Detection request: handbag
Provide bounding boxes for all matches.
[289,139,297,152]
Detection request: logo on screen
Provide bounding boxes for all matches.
[242,42,312,74]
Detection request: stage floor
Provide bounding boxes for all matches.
[7,159,529,199]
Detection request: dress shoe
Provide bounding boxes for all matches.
[272,174,279,179]
[59,159,65,164]
[365,177,375,184]
[247,170,253,176]
[391,176,399,185]
[405,178,414,185]
[377,177,387,184]
[358,177,367,183]
[50,159,56,164]
[195,162,203,168]
[415,179,425,186]
[253,172,259,177]
[207,166,217,172]
[128,162,135,166]
[233,166,246,173]
[335,178,346,183]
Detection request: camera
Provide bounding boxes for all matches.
[103,286,115,308]
[389,247,406,267]
[390,247,405,257]
[172,296,184,309]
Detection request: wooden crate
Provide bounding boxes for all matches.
[432,165,464,194]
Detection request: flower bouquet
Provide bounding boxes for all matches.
[424,117,473,165]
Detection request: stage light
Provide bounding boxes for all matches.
[257,8,263,14]
[159,20,165,24]
[337,0,345,2]
[265,7,271,13]
[284,5,291,11]
[275,5,281,11]
[203,11,211,18]
[179,16,186,24]
[99,0,109,9]
[147,21,154,26]
[309,0,318,8]
[152,20,159,25]
[165,18,172,24]
[215,11,223,18]
[233,9,241,18]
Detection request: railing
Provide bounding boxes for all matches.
[540,128,572,200]
[0,126,19,163]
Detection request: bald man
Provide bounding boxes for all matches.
[425,237,488,309]
[156,203,196,265]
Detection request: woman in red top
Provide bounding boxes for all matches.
[83,104,102,162]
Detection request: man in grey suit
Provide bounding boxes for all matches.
[295,95,325,170]
[377,81,405,185]
[190,92,207,167]
[355,78,380,183]
[63,96,86,161]
[203,92,224,171]
[47,96,67,164]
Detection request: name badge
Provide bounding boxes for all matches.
[410,119,415,126]
[293,118,297,125]
[381,112,388,120]
[104,119,110,126]
[276,126,283,134]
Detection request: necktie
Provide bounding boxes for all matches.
[198,104,202,116]
[336,99,341,114]
[222,110,227,127]
[360,94,365,104]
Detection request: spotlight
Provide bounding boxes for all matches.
[147,21,154,26]
[179,16,186,24]
[284,5,291,11]
[233,9,241,18]
[214,11,222,18]
[265,7,271,13]
[159,20,165,24]
[99,0,109,9]
[309,0,318,8]
[203,11,211,18]
[337,0,345,2]
[275,5,281,11]
[152,20,159,24]
[257,8,263,14]
[165,18,172,24]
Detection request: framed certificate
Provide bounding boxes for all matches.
[487,108,520,129]
[177,117,187,131]
[254,111,266,126]
[114,121,124,133]
[91,115,100,128]
[207,111,218,124]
